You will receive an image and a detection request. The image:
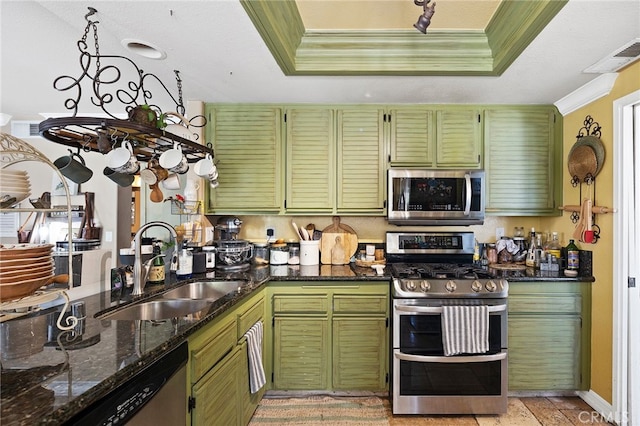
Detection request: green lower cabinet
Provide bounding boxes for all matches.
[191,345,243,426]
[507,282,591,391]
[332,317,387,390]
[269,282,389,392]
[273,317,330,389]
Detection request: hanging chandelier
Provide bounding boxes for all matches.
[414,0,436,34]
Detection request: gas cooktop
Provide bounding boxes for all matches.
[390,263,496,280]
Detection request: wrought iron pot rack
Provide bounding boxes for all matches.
[38,7,213,164]
[39,117,212,164]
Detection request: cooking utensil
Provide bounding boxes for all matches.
[300,227,310,241]
[583,199,595,243]
[291,221,304,240]
[149,183,163,203]
[306,224,316,239]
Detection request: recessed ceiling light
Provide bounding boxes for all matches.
[121,38,167,60]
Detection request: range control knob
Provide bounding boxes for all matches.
[485,280,498,292]
[471,280,483,292]
[405,280,417,291]
[445,280,457,293]
[420,280,431,292]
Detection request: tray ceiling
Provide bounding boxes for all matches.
[241,0,568,76]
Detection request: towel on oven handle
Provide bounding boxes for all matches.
[244,320,266,393]
[441,305,489,356]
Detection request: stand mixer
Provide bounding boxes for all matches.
[213,216,252,271]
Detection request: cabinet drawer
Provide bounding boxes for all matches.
[273,295,329,313]
[190,319,236,382]
[333,295,387,314]
[509,295,582,314]
[238,298,265,339]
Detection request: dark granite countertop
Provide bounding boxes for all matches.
[0,262,592,425]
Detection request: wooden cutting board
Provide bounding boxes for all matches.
[320,216,358,265]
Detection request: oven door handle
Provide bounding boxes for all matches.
[395,304,507,314]
[395,350,507,364]
[464,172,472,216]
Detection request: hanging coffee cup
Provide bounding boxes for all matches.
[54,150,93,184]
[140,158,168,186]
[107,141,139,174]
[161,173,181,190]
[159,142,188,174]
[103,167,135,187]
[194,153,216,178]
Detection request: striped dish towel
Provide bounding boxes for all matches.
[245,320,266,393]
[441,305,489,356]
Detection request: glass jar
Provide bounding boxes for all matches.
[270,243,289,265]
[252,243,269,265]
[288,245,300,265]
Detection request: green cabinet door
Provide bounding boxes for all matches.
[509,316,581,390]
[273,317,330,389]
[192,345,242,426]
[484,107,562,215]
[507,281,591,391]
[285,107,335,212]
[436,108,482,168]
[388,108,435,166]
[333,317,387,390]
[205,105,283,213]
[337,108,386,214]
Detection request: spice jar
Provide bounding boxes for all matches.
[270,243,289,265]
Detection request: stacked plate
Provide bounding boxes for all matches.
[0,170,31,207]
[0,244,54,302]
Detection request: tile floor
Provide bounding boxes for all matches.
[383,396,613,425]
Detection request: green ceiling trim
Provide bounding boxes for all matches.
[240,0,567,76]
[239,0,305,74]
[487,0,569,75]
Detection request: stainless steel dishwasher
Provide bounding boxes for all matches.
[69,341,188,425]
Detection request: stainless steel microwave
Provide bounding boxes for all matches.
[387,169,485,226]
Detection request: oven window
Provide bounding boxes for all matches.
[399,314,502,355]
[398,358,503,396]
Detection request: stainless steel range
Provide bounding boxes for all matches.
[387,231,508,415]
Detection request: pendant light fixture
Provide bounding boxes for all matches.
[414,0,436,34]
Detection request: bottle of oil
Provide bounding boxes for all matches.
[566,239,580,271]
[546,232,562,260]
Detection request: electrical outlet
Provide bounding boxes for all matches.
[495,227,505,240]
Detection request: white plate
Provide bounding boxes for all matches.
[1,192,30,205]
[0,170,28,177]
[0,184,31,192]
[0,175,30,184]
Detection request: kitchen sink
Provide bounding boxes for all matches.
[161,281,242,301]
[98,299,212,321]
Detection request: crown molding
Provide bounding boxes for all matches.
[554,73,619,116]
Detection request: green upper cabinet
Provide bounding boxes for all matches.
[283,106,386,215]
[285,107,335,213]
[388,108,435,166]
[336,108,386,214]
[435,108,482,168]
[205,105,283,214]
[484,107,562,216]
[388,107,481,168]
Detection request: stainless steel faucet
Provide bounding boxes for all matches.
[132,221,178,296]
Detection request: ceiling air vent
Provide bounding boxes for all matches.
[584,38,640,73]
[11,121,40,138]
